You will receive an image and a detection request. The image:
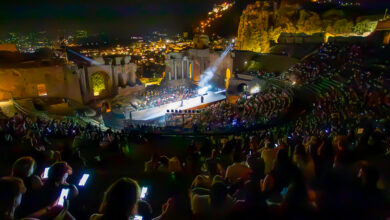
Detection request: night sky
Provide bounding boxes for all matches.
[0,0,389,37]
[0,0,219,36]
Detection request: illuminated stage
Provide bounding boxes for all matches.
[129,91,226,121]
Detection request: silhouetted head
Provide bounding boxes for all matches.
[358,163,379,190]
[210,182,227,208]
[0,177,26,218]
[11,157,36,179]
[48,161,72,185]
[99,178,140,219]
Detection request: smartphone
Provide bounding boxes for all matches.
[42,167,50,179]
[134,215,143,220]
[140,187,148,199]
[78,174,90,186]
[357,128,364,134]
[249,150,252,156]
[57,188,70,207]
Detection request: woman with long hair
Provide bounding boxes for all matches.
[91,178,140,220]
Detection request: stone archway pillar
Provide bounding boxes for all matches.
[181,60,184,80]
[174,60,177,80]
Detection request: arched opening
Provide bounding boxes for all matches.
[91,71,109,96]
[189,63,192,79]
[237,83,248,93]
[225,68,231,89]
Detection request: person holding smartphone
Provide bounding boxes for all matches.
[90,177,140,220]
[30,162,78,219]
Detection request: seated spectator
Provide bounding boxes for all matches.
[90,178,140,220]
[191,175,212,190]
[0,177,26,220]
[260,140,278,174]
[191,181,233,219]
[261,149,294,201]
[157,156,169,173]
[229,180,268,219]
[144,153,160,173]
[279,168,315,219]
[292,145,315,182]
[225,154,252,184]
[11,157,43,218]
[168,157,182,173]
[11,157,43,192]
[34,162,78,213]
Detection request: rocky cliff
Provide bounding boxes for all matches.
[236,1,379,53]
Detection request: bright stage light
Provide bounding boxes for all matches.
[199,43,234,88]
[198,85,211,95]
[250,85,260,94]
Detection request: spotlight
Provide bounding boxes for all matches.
[198,85,211,95]
[250,85,260,94]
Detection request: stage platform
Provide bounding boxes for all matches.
[129,91,226,121]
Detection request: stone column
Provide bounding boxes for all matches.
[186,60,189,79]
[174,60,177,80]
[191,61,194,80]
[181,60,184,79]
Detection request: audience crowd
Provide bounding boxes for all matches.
[0,42,389,219]
[196,86,291,131]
